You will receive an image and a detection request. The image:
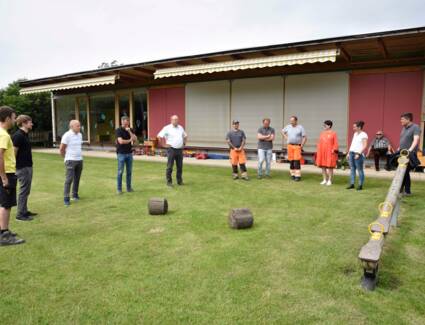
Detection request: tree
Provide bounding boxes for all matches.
[0,80,52,131]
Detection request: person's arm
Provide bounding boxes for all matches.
[257,133,268,140]
[157,127,169,148]
[59,143,67,157]
[183,129,188,146]
[333,133,339,154]
[409,135,420,152]
[269,131,275,142]
[0,149,8,188]
[14,147,19,156]
[301,136,307,148]
[226,133,235,149]
[355,137,368,159]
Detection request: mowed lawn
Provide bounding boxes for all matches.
[1,153,425,324]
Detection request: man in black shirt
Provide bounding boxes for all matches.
[12,115,37,221]
[115,116,137,194]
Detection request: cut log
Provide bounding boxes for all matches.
[228,208,254,229]
[148,198,168,215]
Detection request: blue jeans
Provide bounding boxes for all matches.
[258,149,272,176]
[349,151,365,186]
[117,153,133,191]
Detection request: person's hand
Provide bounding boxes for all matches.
[1,177,8,188]
[355,153,360,160]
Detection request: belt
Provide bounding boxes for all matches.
[289,144,301,146]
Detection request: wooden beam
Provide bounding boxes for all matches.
[336,43,351,62]
[295,47,306,52]
[377,38,389,59]
[350,55,425,66]
[200,58,215,63]
[175,61,191,66]
[261,51,275,56]
[231,54,244,60]
[134,67,155,74]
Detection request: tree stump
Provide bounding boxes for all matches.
[148,198,168,215]
[228,208,254,229]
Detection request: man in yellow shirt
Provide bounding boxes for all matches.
[0,106,25,246]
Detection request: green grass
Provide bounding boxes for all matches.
[1,152,424,324]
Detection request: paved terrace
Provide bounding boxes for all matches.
[34,148,425,181]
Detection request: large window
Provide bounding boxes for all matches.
[77,97,89,141]
[133,91,148,140]
[55,95,76,140]
[89,94,115,143]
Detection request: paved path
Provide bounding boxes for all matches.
[34,148,425,181]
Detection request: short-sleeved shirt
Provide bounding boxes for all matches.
[257,127,275,150]
[226,129,246,148]
[400,123,421,152]
[115,127,133,154]
[12,128,33,169]
[371,137,389,150]
[61,130,83,161]
[349,131,368,153]
[157,124,187,149]
[0,127,16,173]
[282,124,306,145]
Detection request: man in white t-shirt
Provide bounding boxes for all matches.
[59,120,83,206]
[346,120,368,190]
[157,115,187,186]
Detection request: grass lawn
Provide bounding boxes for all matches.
[1,152,424,324]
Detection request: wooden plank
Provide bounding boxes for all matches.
[359,235,385,263]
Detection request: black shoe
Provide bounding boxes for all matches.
[294,177,301,182]
[127,188,134,192]
[167,182,173,187]
[16,215,33,222]
[0,231,25,246]
[346,184,355,189]
[71,195,80,201]
[357,185,363,191]
[291,175,296,180]
[177,182,184,186]
[26,211,38,217]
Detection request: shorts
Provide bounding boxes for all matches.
[287,144,302,161]
[0,173,17,209]
[230,149,247,165]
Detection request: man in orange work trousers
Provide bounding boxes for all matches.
[226,120,249,180]
[282,116,307,181]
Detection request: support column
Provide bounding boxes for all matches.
[50,92,57,145]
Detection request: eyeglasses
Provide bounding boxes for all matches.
[376,134,383,136]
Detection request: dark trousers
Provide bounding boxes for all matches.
[401,165,412,194]
[117,153,133,191]
[166,148,183,184]
[16,167,32,217]
[372,148,390,170]
[64,160,83,198]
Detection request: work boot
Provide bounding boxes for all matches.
[232,173,239,180]
[241,172,249,181]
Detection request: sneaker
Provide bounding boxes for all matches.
[320,180,327,185]
[0,231,25,246]
[64,198,71,206]
[177,182,184,186]
[16,215,33,222]
[265,175,271,179]
[346,184,355,189]
[232,173,239,180]
[127,188,134,192]
[26,211,38,217]
[294,177,301,182]
[291,175,296,180]
[357,185,363,191]
[241,173,249,181]
[117,190,123,195]
[326,180,332,186]
[257,175,262,179]
[167,182,173,187]
[71,195,80,201]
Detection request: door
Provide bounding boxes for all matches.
[76,96,89,142]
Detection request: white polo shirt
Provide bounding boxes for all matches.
[61,130,83,161]
[349,131,368,153]
[157,124,187,149]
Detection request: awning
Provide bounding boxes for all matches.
[154,49,339,79]
[20,75,117,94]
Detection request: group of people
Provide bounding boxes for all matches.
[0,103,421,247]
[225,113,421,194]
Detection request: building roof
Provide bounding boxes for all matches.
[19,26,425,92]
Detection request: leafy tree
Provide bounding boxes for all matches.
[0,80,52,131]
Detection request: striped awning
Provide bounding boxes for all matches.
[20,75,117,94]
[154,49,339,79]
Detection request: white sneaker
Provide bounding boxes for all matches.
[320,180,327,185]
[326,180,332,186]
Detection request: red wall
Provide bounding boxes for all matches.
[349,71,423,148]
[148,87,185,138]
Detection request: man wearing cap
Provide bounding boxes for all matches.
[226,120,248,180]
[282,116,307,181]
[157,115,187,187]
[366,130,392,171]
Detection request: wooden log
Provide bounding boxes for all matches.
[228,208,254,229]
[358,234,385,270]
[148,198,168,215]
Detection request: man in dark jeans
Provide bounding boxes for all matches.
[157,115,187,186]
[59,120,83,206]
[399,112,421,195]
[115,116,137,194]
[366,130,393,171]
[12,115,37,221]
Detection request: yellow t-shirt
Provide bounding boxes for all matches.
[0,127,16,173]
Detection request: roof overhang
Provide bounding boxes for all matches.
[154,49,339,79]
[20,74,117,95]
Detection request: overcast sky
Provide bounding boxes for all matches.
[0,0,424,88]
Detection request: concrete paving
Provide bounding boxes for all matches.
[34,148,425,181]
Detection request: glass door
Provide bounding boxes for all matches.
[76,96,89,142]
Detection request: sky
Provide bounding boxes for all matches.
[0,0,424,88]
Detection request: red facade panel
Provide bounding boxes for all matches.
[148,87,185,138]
[349,71,423,149]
